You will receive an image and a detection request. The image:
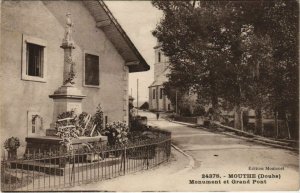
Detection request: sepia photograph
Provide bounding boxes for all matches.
[0,0,299,192]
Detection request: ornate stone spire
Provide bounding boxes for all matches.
[61,13,76,86]
[62,13,75,48]
[49,13,86,132]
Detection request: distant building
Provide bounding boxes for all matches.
[148,43,173,112]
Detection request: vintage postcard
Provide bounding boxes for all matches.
[0,0,299,192]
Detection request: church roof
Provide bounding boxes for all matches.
[83,0,150,73]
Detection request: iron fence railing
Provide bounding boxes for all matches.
[1,130,171,191]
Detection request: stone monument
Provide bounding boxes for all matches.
[25,14,106,156]
[48,13,86,130]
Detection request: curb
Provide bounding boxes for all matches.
[166,119,299,153]
[171,144,195,174]
[220,131,299,152]
[169,120,196,126]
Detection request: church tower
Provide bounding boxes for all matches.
[148,42,173,112]
[153,43,169,80]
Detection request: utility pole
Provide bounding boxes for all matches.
[175,90,178,114]
[137,79,139,115]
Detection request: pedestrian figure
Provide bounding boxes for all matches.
[171,112,175,122]
[156,112,160,120]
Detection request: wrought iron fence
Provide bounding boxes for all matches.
[1,130,171,191]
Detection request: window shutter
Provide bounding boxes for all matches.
[85,54,100,86]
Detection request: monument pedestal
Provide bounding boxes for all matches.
[25,136,107,153]
[47,85,86,135]
[49,85,86,120]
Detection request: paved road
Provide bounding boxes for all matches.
[69,111,299,191]
[141,111,299,191]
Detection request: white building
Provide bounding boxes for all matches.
[0,0,149,152]
[148,43,173,112]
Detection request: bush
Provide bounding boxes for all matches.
[167,113,179,120]
[130,115,149,131]
[55,104,104,152]
[180,106,192,117]
[4,137,20,151]
[193,105,206,116]
[90,104,104,136]
[101,121,129,146]
[140,102,149,110]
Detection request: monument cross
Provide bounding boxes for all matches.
[48,13,86,134]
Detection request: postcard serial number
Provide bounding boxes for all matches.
[201,174,221,178]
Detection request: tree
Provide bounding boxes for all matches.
[152,1,258,127]
[263,0,299,138]
[235,0,298,136]
[140,102,149,110]
[152,0,298,137]
[163,79,188,114]
[152,1,235,121]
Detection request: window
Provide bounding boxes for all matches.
[84,53,100,87]
[160,88,163,99]
[22,34,47,82]
[27,43,44,77]
[32,115,42,134]
[27,111,43,136]
[153,89,156,99]
[158,52,161,62]
[32,115,36,133]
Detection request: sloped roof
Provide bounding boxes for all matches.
[83,0,150,73]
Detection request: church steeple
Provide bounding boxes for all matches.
[148,42,173,112]
[153,42,169,80]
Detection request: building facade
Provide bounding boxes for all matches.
[148,43,173,112]
[0,0,149,150]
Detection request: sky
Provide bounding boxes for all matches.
[105,1,163,106]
